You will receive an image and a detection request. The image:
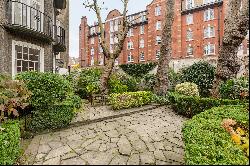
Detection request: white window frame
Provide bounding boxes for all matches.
[91,47,95,55]
[204,43,215,55]
[127,28,134,37]
[186,0,194,9]
[140,39,145,48]
[12,40,44,77]
[128,52,134,62]
[204,25,215,38]
[187,44,194,56]
[203,0,215,4]
[127,41,134,50]
[155,5,161,16]
[140,25,144,34]
[186,14,193,25]
[140,52,145,61]
[156,21,161,30]
[186,28,193,41]
[156,36,162,45]
[204,8,214,21]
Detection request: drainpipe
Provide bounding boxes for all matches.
[218,5,221,47]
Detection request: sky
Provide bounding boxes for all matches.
[69,0,153,58]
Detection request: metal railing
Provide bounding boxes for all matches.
[54,24,66,45]
[7,0,53,38]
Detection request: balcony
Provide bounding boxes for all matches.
[53,24,66,52]
[5,0,54,43]
[181,0,223,15]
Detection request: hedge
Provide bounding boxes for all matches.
[28,103,75,132]
[183,105,249,165]
[168,92,247,118]
[0,121,20,165]
[119,62,157,78]
[108,91,153,110]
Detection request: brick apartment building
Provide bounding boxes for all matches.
[79,0,249,71]
[0,0,69,77]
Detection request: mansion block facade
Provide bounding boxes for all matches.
[79,0,249,69]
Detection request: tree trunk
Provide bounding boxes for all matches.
[154,0,175,96]
[100,57,115,94]
[211,0,249,98]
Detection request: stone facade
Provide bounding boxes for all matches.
[79,0,249,73]
[0,0,69,76]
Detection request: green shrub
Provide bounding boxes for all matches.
[65,93,82,110]
[183,105,249,165]
[175,82,199,96]
[180,61,215,97]
[0,121,20,165]
[119,74,139,92]
[108,74,128,94]
[28,102,75,132]
[109,91,153,110]
[16,71,73,107]
[120,62,157,78]
[77,68,102,99]
[168,68,182,91]
[168,92,247,117]
[220,77,249,100]
[152,93,170,105]
[141,74,157,91]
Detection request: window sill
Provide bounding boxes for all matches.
[204,36,216,39]
[186,55,194,58]
[204,53,216,56]
[186,39,194,41]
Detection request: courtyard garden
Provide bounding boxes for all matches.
[0,61,249,165]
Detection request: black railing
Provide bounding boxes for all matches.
[55,25,66,45]
[7,0,53,39]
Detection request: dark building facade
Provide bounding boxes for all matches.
[0,0,69,76]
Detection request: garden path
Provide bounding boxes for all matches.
[21,106,187,165]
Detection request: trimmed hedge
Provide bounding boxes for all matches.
[28,103,75,132]
[168,92,247,117]
[183,105,249,165]
[0,121,20,165]
[109,91,153,110]
[120,62,157,78]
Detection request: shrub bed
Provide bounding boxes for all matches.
[0,121,20,165]
[168,92,247,117]
[109,91,153,110]
[183,105,249,165]
[16,71,73,107]
[28,103,75,132]
[220,77,249,100]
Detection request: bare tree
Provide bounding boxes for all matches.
[211,0,249,98]
[154,0,175,95]
[83,0,129,94]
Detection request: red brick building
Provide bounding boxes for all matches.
[79,0,249,69]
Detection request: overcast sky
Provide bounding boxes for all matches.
[69,0,153,58]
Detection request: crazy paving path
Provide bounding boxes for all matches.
[22,107,187,165]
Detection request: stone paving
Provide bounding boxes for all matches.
[71,104,158,125]
[21,106,187,165]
